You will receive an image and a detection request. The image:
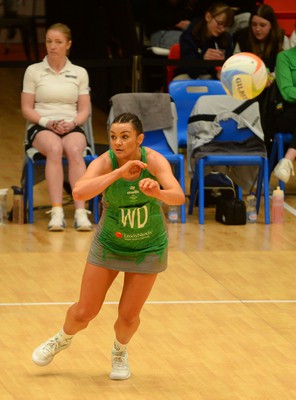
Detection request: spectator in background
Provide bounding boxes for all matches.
[233,4,290,77]
[290,23,296,48]
[272,47,296,183]
[233,4,290,156]
[174,2,234,80]
[194,0,262,17]
[21,23,93,231]
[143,0,196,49]
[195,0,263,34]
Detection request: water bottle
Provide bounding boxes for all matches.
[168,205,178,223]
[272,186,284,224]
[246,192,257,223]
[12,186,24,224]
[0,188,8,225]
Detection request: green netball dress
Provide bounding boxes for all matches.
[87,147,168,273]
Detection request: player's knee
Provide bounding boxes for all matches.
[74,305,99,323]
[118,311,140,327]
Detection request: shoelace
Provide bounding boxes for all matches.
[112,353,128,369]
[75,209,91,217]
[284,160,294,171]
[41,338,61,357]
[45,209,64,216]
[284,163,295,177]
[75,210,92,225]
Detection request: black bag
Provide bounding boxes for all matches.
[192,172,237,207]
[215,198,246,225]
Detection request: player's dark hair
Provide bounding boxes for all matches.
[112,113,143,135]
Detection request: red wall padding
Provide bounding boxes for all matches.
[264,0,296,35]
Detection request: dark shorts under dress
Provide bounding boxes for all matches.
[25,124,88,151]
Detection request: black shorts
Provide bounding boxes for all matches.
[25,124,88,151]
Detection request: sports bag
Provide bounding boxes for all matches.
[215,197,246,225]
[192,171,238,207]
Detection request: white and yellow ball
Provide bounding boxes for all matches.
[220,52,268,100]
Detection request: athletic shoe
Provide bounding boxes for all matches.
[46,207,66,231]
[74,208,93,231]
[109,350,131,380]
[32,332,72,366]
[274,158,295,183]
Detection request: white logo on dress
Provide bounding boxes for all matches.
[121,205,148,228]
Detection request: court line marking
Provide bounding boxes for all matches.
[284,201,296,216]
[1,299,296,307]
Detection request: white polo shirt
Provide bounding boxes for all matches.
[22,56,90,123]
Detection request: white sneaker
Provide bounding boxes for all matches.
[46,207,66,231]
[274,158,295,183]
[74,208,93,231]
[32,332,72,366]
[109,350,131,380]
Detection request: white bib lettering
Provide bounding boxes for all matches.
[120,205,148,228]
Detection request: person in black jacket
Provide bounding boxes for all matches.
[233,4,290,74]
[174,2,234,80]
[194,0,263,34]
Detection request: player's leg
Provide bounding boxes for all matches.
[64,264,119,334]
[110,272,158,380]
[32,263,119,366]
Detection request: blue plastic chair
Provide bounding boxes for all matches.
[23,112,100,224]
[168,79,226,148]
[24,155,99,224]
[108,93,186,223]
[268,132,293,193]
[141,128,186,223]
[188,97,270,224]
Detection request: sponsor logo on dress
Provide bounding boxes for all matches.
[127,185,140,202]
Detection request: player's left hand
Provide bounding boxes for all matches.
[139,178,161,197]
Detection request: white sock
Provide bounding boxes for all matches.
[113,338,127,352]
[58,328,74,341]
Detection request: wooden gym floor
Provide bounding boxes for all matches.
[1,68,296,400]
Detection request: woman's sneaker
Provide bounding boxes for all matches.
[274,158,295,183]
[46,207,66,231]
[74,208,93,231]
[109,349,131,380]
[32,332,72,366]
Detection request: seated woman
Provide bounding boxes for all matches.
[233,4,290,155]
[272,47,296,183]
[193,0,263,34]
[21,23,93,232]
[173,2,234,80]
[233,4,290,78]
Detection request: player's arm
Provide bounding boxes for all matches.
[73,152,147,201]
[139,149,185,205]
